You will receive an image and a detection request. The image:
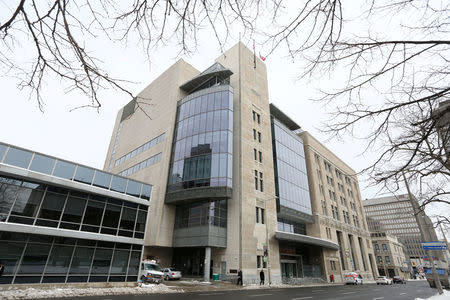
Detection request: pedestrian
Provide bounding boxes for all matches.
[259,269,265,285]
[330,274,334,283]
[237,269,243,285]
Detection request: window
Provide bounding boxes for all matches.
[326,227,332,239]
[254,149,257,160]
[257,132,261,143]
[258,151,262,163]
[328,190,336,201]
[321,200,327,216]
[261,208,265,224]
[330,260,336,270]
[331,205,340,220]
[377,256,382,263]
[257,255,267,269]
[382,244,388,251]
[256,207,259,223]
[259,172,263,192]
[253,129,257,140]
[253,111,261,124]
[375,244,379,251]
[385,256,391,264]
[254,170,258,190]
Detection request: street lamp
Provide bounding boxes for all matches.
[402,172,443,294]
[260,195,278,286]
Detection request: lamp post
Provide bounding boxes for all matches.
[402,172,443,294]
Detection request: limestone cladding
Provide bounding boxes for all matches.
[215,42,281,284]
[103,59,200,256]
[372,234,409,277]
[300,131,377,281]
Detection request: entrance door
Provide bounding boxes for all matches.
[281,260,298,278]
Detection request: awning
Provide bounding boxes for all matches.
[275,231,339,250]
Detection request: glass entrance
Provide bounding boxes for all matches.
[281,261,298,278]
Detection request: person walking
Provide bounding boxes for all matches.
[259,269,265,285]
[237,269,243,285]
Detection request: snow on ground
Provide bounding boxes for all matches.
[177,280,211,285]
[415,289,450,300]
[0,284,182,300]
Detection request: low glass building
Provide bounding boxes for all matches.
[0,142,152,284]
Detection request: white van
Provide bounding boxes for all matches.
[344,272,363,285]
[139,260,164,284]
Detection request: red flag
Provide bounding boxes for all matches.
[259,53,266,61]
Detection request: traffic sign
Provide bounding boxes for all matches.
[422,242,447,251]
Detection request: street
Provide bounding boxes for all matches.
[62,281,437,300]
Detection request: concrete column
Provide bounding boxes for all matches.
[204,247,211,282]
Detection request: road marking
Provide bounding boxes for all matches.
[292,297,312,300]
[373,297,385,300]
[342,292,356,294]
[199,293,225,296]
[400,293,407,296]
[249,294,273,297]
[312,289,324,292]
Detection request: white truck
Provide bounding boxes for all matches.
[139,260,164,284]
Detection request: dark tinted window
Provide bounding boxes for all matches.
[110,250,129,274]
[11,188,44,217]
[4,147,32,169]
[29,154,55,175]
[127,251,141,275]
[120,207,136,230]
[53,160,76,180]
[0,183,18,218]
[61,196,86,223]
[135,210,147,232]
[0,242,25,275]
[18,243,51,274]
[74,166,95,184]
[83,200,105,226]
[91,249,113,274]
[102,204,121,228]
[38,191,67,220]
[69,247,94,274]
[93,171,111,189]
[45,245,74,274]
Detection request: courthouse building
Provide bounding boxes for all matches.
[103,42,376,283]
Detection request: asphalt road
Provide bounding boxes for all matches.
[65,281,437,300]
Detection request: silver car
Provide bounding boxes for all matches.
[163,268,182,280]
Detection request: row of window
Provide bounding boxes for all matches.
[175,109,233,141]
[177,91,233,121]
[0,144,151,200]
[252,110,261,124]
[0,176,147,239]
[0,232,142,284]
[114,133,165,167]
[253,129,262,143]
[117,152,162,177]
[253,148,262,163]
[174,199,227,229]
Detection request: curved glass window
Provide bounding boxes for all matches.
[168,89,233,192]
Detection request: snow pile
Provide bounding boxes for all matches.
[415,289,450,300]
[178,280,211,285]
[0,284,182,299]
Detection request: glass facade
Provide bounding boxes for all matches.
[272,120,312,215]
[117,152,162,177]
[0,143,151,200]
[174,199,227,229]
[0,175,148,239]
[277,218,307,235]
[167,88,233,191]
[0,231,142,284]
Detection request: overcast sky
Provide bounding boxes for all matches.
[0,1,448,237]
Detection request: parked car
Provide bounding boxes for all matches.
[376,276,393,285]
[163,268,182,280]
[393,276,406,284]
[344,272,363,285]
